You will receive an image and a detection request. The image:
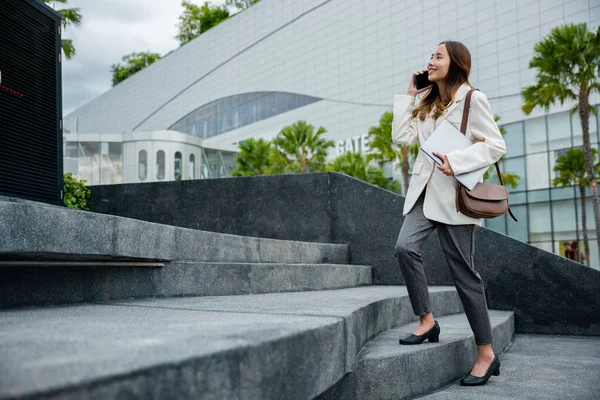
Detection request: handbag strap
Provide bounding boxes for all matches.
[460,89,518,222]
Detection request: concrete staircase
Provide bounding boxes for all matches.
[0,200,518,399]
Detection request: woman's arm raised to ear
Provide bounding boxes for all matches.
[444,91,506,176]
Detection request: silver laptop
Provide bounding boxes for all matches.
[420,120,489,190]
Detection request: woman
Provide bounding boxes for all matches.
[391,41,506,386]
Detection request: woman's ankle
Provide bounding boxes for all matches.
[476,344,495,360]
[419,313,435,326]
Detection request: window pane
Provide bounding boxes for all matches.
[107,143,122,184]
[204,149,219,178]
[552,199,577,241]
[217,98,227,113]
[503,122,524,157]
[524,117,547,153]
[529,202,552,242]
[506,205,528,243]
[174,151,182,180]
[286,93,298,111]
[528,189,550,203]
[241,101,252,126]
[551,186,576,201]
[156,150,165,180]
[502,157,526,191]
[189,154,195,179]
[207,115,217,138]
[526,152,549,190]
[66,142,78,158]
[509,191,527,205]
[530,241,553,253]
[221,151,237,173]
[78,142,101,186]
[277,92,286,114]
[257,95,267,120]
[484,214,506,235]
[266,93,277,118]
[233,107,240,129]
[547,112,571,150]
[139,150,147,181]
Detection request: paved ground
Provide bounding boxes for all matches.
[420,333,600,400]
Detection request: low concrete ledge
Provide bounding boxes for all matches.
[0,286,461,400]
[0,262,372,309]
[0,201,348,265]
[317,311,514,400]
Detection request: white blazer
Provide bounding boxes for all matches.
[392,83,506,226]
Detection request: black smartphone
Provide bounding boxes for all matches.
[414,71,430,90]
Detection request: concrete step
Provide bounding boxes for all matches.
[157,261,373,297]
[0,286,462,400]
[317,311,515,400]
[0,262,373,309]
[420,333,600,400]
[0,200,348,264]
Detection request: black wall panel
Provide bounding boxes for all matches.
[0,0,63,205]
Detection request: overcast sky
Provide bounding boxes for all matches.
[57,0,230,116]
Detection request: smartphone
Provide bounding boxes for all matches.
[414,71,430,90]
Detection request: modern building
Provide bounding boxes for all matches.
[64,0,600,268]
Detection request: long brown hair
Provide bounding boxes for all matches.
[412,41,472,121]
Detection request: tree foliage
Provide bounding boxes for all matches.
[225,0,260,10]
[42,0,82,59]
[272,120,335,173]
[367,111,419,195]
[326,152,400,193]
[231,138,279,176]
[110,52,162,86]
[177,1,230,45]
[552,148,600,266]
[522,22,600,262]
[63,173,91,210]
[521,23,600,115]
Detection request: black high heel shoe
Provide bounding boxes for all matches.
[399,321,440,345]
[460,354,500,386]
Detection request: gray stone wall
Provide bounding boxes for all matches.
[89,172,600,335]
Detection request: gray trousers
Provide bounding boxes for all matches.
[394,189,493,345]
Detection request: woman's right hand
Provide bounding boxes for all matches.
[408,69,432,97]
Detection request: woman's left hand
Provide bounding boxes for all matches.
[433,152,454,176]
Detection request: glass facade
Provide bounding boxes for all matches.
[174,152,182,181]
[139,150,147,181]
[156,150,165,180]
[189,154,196,180]
[64,141,123,186]
[64,137,238,185]
[170,92,322,139]
[485,105,600,269]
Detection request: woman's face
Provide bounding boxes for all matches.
[427,44,451,82]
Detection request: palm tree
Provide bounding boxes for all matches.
[231,138,278,176]
[366,112,419,195]
[552,148,600,266]
[522,23,600,257]
[272,121,334,173]
[42,0,82,60]
[483,116,520,188]
[326,152,401,192]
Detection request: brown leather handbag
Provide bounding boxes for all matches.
[455,89,518,222]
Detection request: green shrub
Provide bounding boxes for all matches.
[63,173,91,210]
